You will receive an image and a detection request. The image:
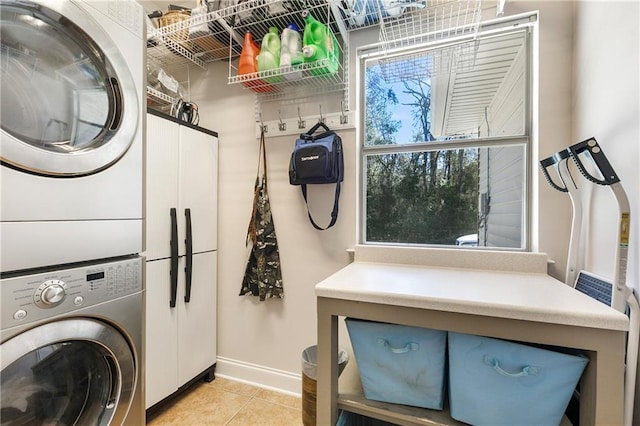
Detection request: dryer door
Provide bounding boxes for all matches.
[0,0,138,176]
[1,319,136,425]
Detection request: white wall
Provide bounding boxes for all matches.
[572,1,640,421]
[171,0,593,395]
[573,0,639,292]
[533,1,576,280]
[491,1,576,279]
[183,61,357,393]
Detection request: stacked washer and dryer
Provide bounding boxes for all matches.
[0,0,145,424]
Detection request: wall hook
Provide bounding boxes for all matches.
[297,106,306,129]
[318,104,325,124]
[258,112,267,133]
[340,100,348,124]
[278,110,286,131]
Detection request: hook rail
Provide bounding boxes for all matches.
[255,110,355,138]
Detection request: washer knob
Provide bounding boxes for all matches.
[35,279,68,307]
[42,285,65,305]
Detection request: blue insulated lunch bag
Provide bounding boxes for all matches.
[289,121,344,230]
[289,121,343,185]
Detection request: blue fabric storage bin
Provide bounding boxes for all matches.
[448,332,589,426]
[345,318,447,409]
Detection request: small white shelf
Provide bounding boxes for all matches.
[146,86,178,107]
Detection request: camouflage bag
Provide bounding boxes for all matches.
[239,128,283,301]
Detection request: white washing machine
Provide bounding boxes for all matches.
[0,0,145,273]
[1,256,144,425]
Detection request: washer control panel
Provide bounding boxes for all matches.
[1,256,142,328]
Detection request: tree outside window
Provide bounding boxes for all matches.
[361,28,530,249]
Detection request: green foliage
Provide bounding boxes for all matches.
[364,66,479,245]
[366,151,479,244]
[365,70,401,146]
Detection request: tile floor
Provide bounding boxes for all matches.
[146,377,303,425]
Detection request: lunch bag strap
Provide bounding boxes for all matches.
[303,120,331,138]
[301,182,341,230]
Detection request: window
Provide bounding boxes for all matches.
[359,27,531,249]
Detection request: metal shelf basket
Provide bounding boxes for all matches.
[379,0,482,50]
[376,0,481,83]
[227,0,347,101]
[378,37,478,84]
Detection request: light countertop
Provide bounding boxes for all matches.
[316,247,629,332]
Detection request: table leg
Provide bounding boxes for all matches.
[317,299,339,425]
[580,342,626,425]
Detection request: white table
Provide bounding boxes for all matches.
[316,247,629,425]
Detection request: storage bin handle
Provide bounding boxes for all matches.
[483,355,539,378]
[377,338,419,354]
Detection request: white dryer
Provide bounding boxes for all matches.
[0,0,145,273]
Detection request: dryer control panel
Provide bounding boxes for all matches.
[1,256,142,327]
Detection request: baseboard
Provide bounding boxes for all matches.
[215,356,302,397]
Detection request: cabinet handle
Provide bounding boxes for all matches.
[170,208,178,308]
[185,208,193,303]
[483,355,539,377]
[376,338,419,354]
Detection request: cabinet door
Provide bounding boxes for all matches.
[145,114,179,261]
[178,125,218,254]
[145,259,179,408]
[177,251,217,387]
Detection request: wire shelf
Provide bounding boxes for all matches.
[227,0,346,100]
[379,0,482,51]
[149,8,242,70]
[146,86,177,105]
[146,86,179,114]
[145,0,484,111]
[333,1,383,31]
[144,0,348,114]
[229,56,345,97]
[378,38,478,83]
[147,38,204,72]
[374,0,482,84]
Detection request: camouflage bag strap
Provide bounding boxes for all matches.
[246,128,266,246]
[259,127,268,190]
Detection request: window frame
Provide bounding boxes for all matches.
[356,18,536,250]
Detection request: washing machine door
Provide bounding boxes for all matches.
[0,0,139,177]
[1,319,136,425]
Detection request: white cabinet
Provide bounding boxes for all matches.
[144,111,218,409]
[145,252,217,407]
